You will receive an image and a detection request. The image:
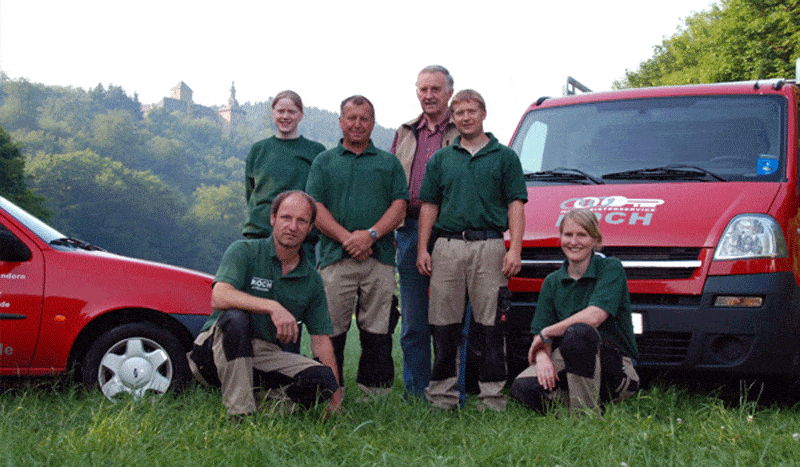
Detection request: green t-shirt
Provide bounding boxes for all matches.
[201,237,333,342]
[243,136,325,237]
[418,133,527,233]
[530,253,638,359]
[306,140,409,269]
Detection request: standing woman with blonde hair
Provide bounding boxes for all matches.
[243,90,326,352]
[511,208,639,414]
[243,90,325,244]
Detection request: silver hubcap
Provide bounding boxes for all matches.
[97,336,172,401]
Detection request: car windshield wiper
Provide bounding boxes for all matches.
[524,167,603,185]
[50,237,105,251]
[602,164,727,182]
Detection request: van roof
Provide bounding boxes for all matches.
[529,79,798,111]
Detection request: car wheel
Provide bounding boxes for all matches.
[81,323,190,402]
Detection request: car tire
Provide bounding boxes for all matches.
[81,322,190,402]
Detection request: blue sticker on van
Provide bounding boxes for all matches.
[757,156,778,175]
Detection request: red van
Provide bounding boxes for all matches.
[0,195,213,399]
[507,67,800,381]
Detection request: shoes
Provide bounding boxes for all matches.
[256,388,298,415]
[227,413,255,424]
[476,397,507,412]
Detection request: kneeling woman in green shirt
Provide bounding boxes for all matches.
[511,208,639,414]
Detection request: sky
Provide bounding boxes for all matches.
[0,0,716,143]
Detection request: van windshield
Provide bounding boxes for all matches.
[510,95,786,183]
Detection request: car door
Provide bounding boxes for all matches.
[0,220,45,371]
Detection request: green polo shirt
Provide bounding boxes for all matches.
[201,236,333,342]
[418,133,527,233]
[530,253,639,359]
[306,140,409,269]
[243,136,325,237]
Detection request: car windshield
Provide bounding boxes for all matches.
[511,95,786,183]
[0,195,64,243]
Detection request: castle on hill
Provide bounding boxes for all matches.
[144,81,245,133]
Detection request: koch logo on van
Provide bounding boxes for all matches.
[557,196,664,227]
[559,196,664,210]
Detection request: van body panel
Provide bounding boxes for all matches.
[508,79,800,376]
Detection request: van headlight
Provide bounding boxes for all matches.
[714,214,787,260]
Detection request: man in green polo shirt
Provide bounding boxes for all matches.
[417,89,527,411]
[188,190,342,417]
[306,95,409,396]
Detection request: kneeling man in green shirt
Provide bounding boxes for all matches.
[189,190,342,417]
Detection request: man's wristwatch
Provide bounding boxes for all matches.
[368,228,378,240]
[538,333,552,345]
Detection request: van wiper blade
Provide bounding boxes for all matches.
[602,164,727,182]
[50,237,105,251]
[524,167,603,184]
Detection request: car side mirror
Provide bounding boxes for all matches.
[0,230,32,262]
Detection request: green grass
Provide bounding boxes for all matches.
[3,328,800,466]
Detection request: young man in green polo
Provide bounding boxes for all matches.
[417,89,527,411]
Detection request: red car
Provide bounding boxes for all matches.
[0,195,213,400]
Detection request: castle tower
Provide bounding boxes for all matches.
[218,81,245,136]
[170,81,193,111]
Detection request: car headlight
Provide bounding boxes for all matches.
[714,214,787,260]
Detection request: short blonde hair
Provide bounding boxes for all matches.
[272,90,303,112]
[449,89,486,112]
[559,208,602,249]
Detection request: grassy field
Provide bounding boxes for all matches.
[3,330,800,466]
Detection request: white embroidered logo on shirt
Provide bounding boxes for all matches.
[251,277,273,292]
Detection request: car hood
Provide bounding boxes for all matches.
[44,247,214,297]
[523,182,780,248]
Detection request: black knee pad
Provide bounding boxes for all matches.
[189,331,221,387]
[430,324,462,381]
[506,331,534,385]
[287,365,338,408]
[558,323,600,378]
[357,330,394,388]
[330,333,348,386]
[464,318,481,396]
[473,323,507,383]
[217,309,255,361]
[510,376,548,413]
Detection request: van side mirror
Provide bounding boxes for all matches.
[0,230,32,262]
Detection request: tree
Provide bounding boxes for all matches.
[189,182,245,226]
[186,182,246,272]
[90,83,142,118]
[615,0,800,88]
[0,78,48,131]
[27,150,190,265]
[91,109,145,164]
[0,126,48,217]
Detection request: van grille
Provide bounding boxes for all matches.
[636,331,692,364]
[511,292,696,365]
[519,247,702,280]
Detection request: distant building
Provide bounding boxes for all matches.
[218,82,245,136]
[145,81,243,133]
[167,81,193,111]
